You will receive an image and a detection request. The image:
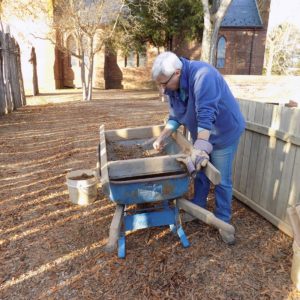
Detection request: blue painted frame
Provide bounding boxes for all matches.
[108,176,189,205]
[118,200,190,258]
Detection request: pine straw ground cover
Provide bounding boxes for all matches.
[0,89,299,300]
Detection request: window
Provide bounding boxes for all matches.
[126,50,136,67]
[137,50,147,67]
[125,49,147,67]
[70,56,77,68]
[67,35,77,67]
[216,36,226,68]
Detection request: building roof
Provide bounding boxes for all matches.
[221,0,263,28]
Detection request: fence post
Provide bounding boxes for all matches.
[10,37,22,108]
[3,33,14,113]
[16,43,26,106]
[0,30,26,115]
[0,32,7,115]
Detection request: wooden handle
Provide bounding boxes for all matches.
[105,204,124,253]
[203,161,221,185]
[177,198,235,234]
[287,206,300,246]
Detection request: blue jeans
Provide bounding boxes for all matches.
[192,138,239,223]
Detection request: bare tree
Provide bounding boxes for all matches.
[265,22,300,75]
[56,0,125,101]
[2,0,125,101]
[200,0,232,64]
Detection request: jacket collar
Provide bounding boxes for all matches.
[179,57,190,92]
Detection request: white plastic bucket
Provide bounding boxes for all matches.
[291,241,300,290]
[66,169,97,206]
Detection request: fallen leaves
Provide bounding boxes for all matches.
[0,91,297,299]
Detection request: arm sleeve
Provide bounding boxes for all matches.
[193,69,221,131]
[167,95,181,131]
[197,126,209,133]
[166,119,180,132]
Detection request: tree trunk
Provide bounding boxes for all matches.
[211,0,232,65]
[201,0,232,65]
[168,36,173,51]
[201,0,212,63]
[86,38,94,101]
[30,47,39,96]
[80,54,87,101]
[86,54,94,101]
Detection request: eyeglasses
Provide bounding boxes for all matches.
[160,72,175,86]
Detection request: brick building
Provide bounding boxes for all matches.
[100,0,270,89]
[1,0,270,93]
[217,0,270,75]
[162,0,270,75]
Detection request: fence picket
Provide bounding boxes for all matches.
[233,100,249,190]
[246,102,264,200]
[233,99,300,238]
[0,30,25,115]
[252,104,273,205]
[239,101,256,193]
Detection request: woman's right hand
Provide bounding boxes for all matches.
[152,127,174,151]
[153,138,164,151]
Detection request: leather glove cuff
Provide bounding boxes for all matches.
[185,156,196,176]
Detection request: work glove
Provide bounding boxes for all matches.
[176,155,197,178]
[191,139,213,171]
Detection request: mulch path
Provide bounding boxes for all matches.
[0,90,299,300]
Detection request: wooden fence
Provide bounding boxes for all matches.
[0,31,26,115]
[233,99,300,237]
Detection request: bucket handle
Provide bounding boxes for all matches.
[67,181,96,189]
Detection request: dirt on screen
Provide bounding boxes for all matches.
[107,142,167,161]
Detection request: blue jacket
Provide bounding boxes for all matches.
[165,58,245,149]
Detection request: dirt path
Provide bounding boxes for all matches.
[0,90,298,299]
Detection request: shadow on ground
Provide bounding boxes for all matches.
[0,90,298,299]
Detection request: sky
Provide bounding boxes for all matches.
[267,0,300,32]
